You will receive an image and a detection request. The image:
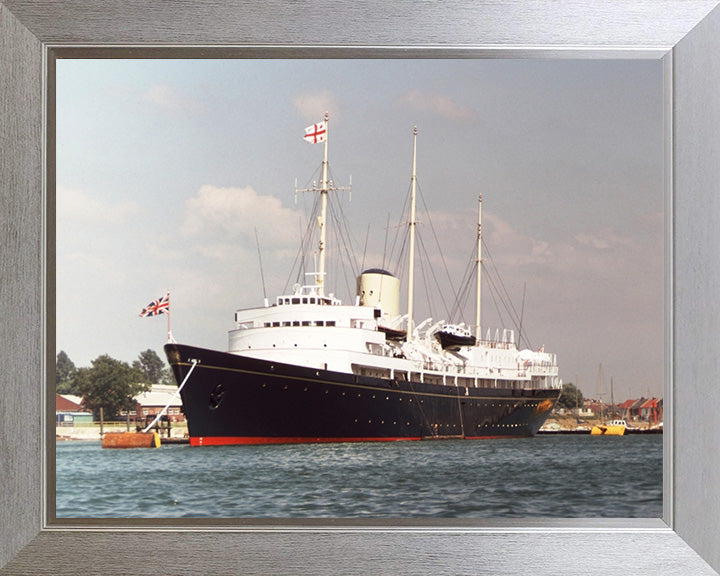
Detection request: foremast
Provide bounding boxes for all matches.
[297,112,350,298]
[317,111,330,297]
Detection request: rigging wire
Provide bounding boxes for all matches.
[284,192,320,294]
[361,222,370,272]
[254,227,268,301]
[416,231,452,321]
[417,182,457,314]
[481,238,535,349]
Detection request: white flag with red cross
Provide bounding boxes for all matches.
[303,121,326,144]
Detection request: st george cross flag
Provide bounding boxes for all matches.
[140,292,169,317]
[303,121,326,144]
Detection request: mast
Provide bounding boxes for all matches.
[297,111,351,297]
[407,126,418,338]
[475,193,482,341]
[317,111,330,296]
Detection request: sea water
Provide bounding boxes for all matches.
[55,434,662,518]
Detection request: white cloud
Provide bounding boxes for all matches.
[293,90,339,122]
[57,186,139,224]
[182,185,302,249]
[399,90,475,122]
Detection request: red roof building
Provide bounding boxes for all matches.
[55,394,85,412]
[640,398,663,423]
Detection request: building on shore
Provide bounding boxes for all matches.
[55,394,93,426]
[58,385,186,425]
[122,384,186,424]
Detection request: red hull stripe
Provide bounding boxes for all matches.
[188,435,522,446]
[190,436,422,446]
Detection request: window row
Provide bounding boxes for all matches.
[263,320,336,328]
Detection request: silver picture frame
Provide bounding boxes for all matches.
[2,1,720,574]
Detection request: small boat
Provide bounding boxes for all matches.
[434,324,476,350]
[590,368,626,435]
[591,419,627,436]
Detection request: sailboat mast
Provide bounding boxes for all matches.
[475,193,482,341]
[317,111,329,296]
[407,126,418,338]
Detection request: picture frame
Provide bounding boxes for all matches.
[2,1,720,574]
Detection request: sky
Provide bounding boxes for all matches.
[56,58,664,401]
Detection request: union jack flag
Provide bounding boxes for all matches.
[140,292,169,317]
[303,120,326,144]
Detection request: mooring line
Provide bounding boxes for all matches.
[142,359,198,433]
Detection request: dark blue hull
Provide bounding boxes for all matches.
[165,343,560,446]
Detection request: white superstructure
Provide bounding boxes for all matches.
[228,279,559,392]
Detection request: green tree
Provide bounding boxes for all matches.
[56,350,77,394]
[557,382,584,411]
[161,367,176,386]
[74,355,151,420]
[133,348,166,384]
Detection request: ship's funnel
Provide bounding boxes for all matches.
[357,268,400,316]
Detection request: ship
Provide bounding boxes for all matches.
[165,114,562,446]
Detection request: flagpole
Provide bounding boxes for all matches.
[166,291,173,343]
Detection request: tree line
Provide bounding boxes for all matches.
[56,349,175,421]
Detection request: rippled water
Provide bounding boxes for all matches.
[55,435,662,518]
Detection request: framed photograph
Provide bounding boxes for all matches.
[2,1,720,574]
[51,57,664,519]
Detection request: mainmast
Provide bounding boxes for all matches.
[407,126,418,338]
[475,193,482,341]
[317,111,330,296]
